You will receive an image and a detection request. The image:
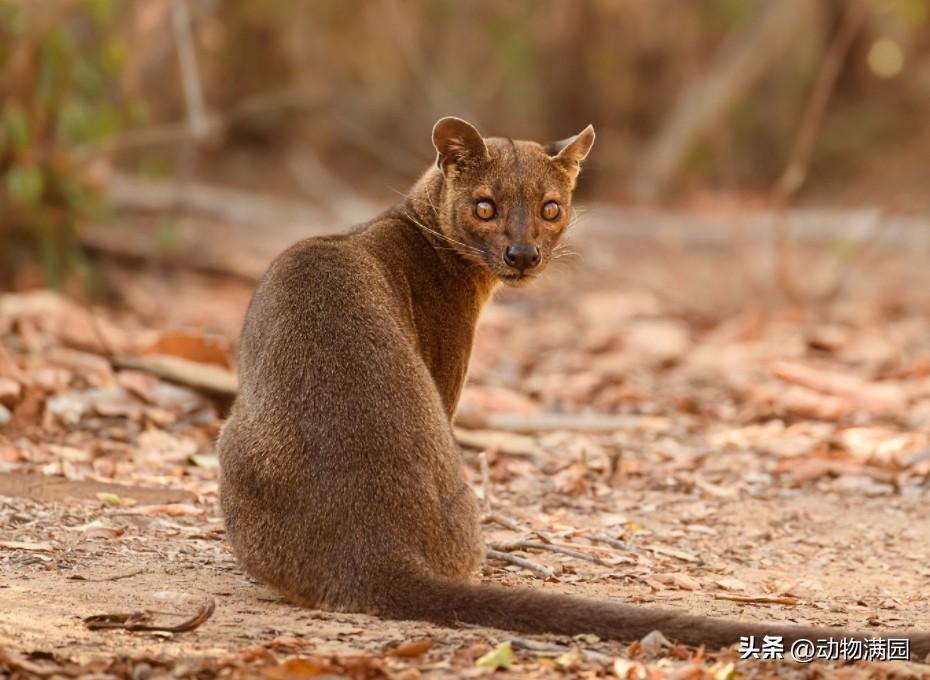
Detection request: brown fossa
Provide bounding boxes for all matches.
[217,117,929,660]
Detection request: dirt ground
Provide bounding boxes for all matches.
[2,217,930,678]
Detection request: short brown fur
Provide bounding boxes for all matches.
[217,118,929,659]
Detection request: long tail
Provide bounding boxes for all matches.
[380,575,930,661]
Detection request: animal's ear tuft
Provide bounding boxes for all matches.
[432,117,489,172]
[546,124,596,171]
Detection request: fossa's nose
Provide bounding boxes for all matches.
[503,244,541,271]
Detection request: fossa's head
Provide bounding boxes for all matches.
[430,116,595,287]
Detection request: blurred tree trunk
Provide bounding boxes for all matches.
[542,1,600,138]
[634,0,822,198]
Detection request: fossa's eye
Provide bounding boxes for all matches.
[541,201,561,221]
[474,200,496,220]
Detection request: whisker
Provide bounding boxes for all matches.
[402,210,483,255]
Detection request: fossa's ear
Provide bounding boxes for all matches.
[546,124,596,173]
[432,117,489,172]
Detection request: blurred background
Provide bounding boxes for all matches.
[5,3,930,668]
[1,0,929,296]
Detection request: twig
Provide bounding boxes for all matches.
[475,448,527,532]
[771,0,870,305]
[713,593,800,606]
[171,0,208,139]
[112,354,237,397]
[84,596,215,633]
[105,171,329,229]
[456,411,648,435]
[489,540,611,566]
[68,568,145,583]
[588,532,648,559]
[532,534,627,560]
[485,548,556,580]
[507,637,612,664]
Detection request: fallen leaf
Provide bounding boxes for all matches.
[388,637,433,658]
[265,658,334,679]
[96,492,137,507]
[778,385,851,420]
[714,577,747,592]
[639,629,672,657]
[190,454,220,470]
[555,649,582,670]
[0,377,22,407]
[772,361,907,414]
[476,641,512,669]
[83,526,124,540]
[134,503,204,517]
[141,331,232,369]
[573,633,600,644]
[651,572,701,591]
[644,544,699,563]
[613,658,647,679]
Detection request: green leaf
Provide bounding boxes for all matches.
[476,641,512,670]
[573,633,600,644]
[190,454,219,470]
[5,166,45,206]
[96,492,137,507]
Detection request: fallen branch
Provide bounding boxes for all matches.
[68,568,146,583]
[482,511,525,532]
[106,171,330,230]
[84,597,215,633]
[455,411,647,435]
[112,354,237,397]
[713,593,800,606]
[485,548,556,580]
[489,539,611,566]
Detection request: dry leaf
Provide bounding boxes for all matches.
[388,637,433,658]
[714,577,747,592]
[83,526,124,540]
[651,572,701,591]
[644,544,699,563]
[141,331,232,369]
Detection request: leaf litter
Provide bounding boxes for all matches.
[1,238,930,678]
